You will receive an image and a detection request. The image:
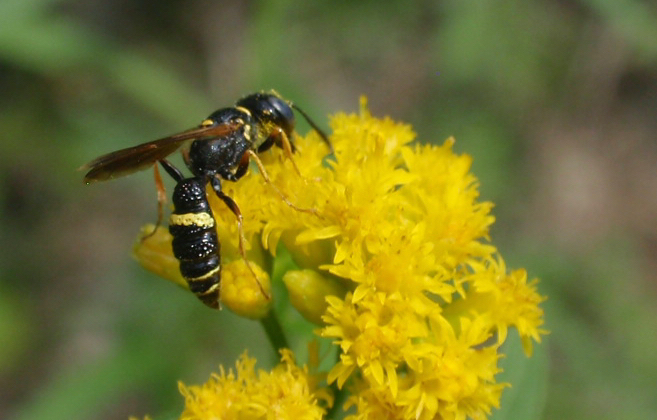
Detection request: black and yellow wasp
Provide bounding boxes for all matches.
[81,91,331,308]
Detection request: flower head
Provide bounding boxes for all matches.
[244,97,544,419]
[134,96,546,419]
[179,350,331,420]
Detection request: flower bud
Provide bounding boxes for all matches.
[133,225,186,288]
[135,225,272,318]
[281,230,335,271]
[283,269,346,325]
[221,259,272,319]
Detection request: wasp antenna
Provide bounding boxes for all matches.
[290,103,334,155]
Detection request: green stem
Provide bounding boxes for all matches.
[325,348,347,418]
[260,309,289,354]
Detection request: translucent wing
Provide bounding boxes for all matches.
[80,122,239,183]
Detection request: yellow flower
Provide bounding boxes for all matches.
[179,350,331,420]
[133,96,546,419]
[443,257,548,356]
[220,259,272,319]
[282,269,346,325]
[244,97,544,419]
[134,225,272,318]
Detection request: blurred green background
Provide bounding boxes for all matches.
[1,0,656,419]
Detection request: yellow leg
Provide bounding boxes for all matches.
[212,181,271,301]
[247,150,318,216]
[140,164,167,241]
[276,128,303,177]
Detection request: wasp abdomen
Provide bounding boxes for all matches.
[169,178,221,309]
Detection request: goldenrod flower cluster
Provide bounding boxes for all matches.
[135,97,546,419]
[179,350,330,420]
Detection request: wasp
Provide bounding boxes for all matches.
[81,91,332,308]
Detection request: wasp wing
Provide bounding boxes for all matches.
[81,123,239,183]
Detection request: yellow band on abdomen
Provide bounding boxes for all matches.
[169,212,215,228]
[187,265,221,282]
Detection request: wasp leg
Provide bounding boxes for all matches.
[209,177,271,301]
[181,147,191,169]
[256,135,276,153]
[140,164,168,241]
[233,150,250,180]
[246,150,318,216]
[255,128,300,175]
[141,159,186,241]
[215,150,250,183]
[272,128,302,177]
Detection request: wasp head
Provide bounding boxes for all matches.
[236,92,296,139]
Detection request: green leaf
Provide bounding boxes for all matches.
[492,329,549,420]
